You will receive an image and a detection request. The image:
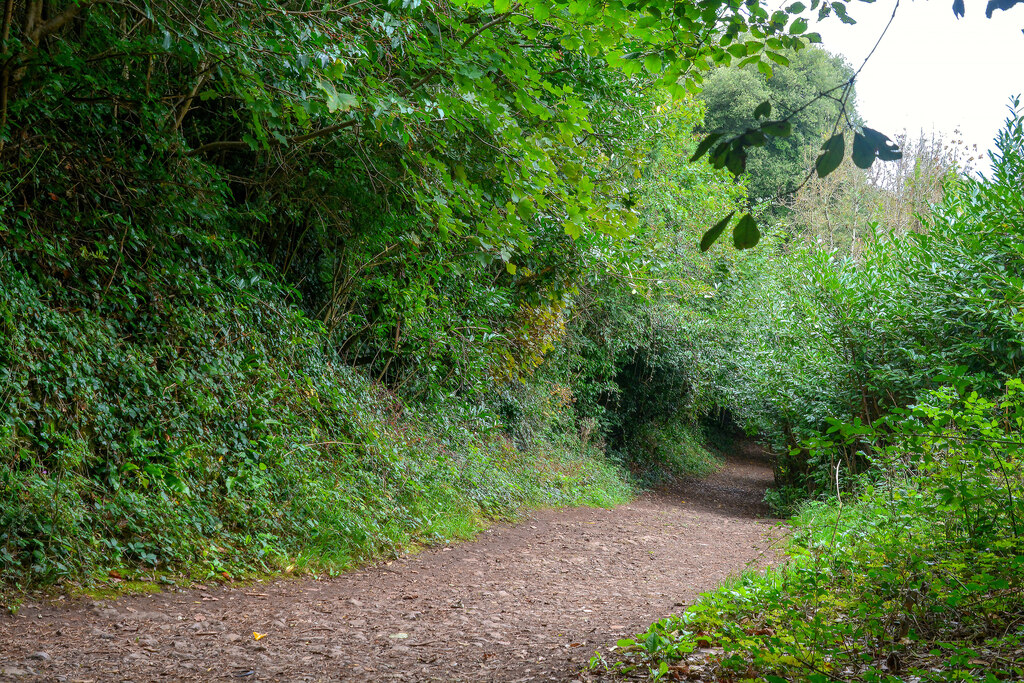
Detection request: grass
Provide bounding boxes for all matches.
[596,489,1024,682]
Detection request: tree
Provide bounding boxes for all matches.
[699,46,857,202]
[0,0,822,254]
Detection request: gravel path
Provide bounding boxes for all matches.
[0,444,782,682]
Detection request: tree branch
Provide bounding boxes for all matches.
[407,12,511,92]
[186,118,360,157]
[190,8,510,159]
[29,0,99,44]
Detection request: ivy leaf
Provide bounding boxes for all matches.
[700,211,735,252]
[815,132,845,178]
[733,213,760,249]
[516,197,540,222]
[517,197,536,221]
[319,79,359,114]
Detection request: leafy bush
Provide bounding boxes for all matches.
[701,99,1024,499]
[600,379,1024,682]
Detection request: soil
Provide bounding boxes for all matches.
[0,443,784,682]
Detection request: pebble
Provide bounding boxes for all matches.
[0,667,29,678]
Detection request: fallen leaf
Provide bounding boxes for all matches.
[390,632,408,639]
[253,632,266,641]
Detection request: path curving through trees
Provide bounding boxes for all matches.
[0,445,781,682]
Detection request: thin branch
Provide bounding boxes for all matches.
[187,118,361,157]
[30,0,102,44]
[406,12,512,92]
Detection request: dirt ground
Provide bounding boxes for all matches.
[0,445,783,682]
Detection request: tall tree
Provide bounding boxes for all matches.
[699,46,858,202]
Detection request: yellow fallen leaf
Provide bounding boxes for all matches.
[253,632,266,640]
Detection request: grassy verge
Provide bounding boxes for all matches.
[599,494,1024,682]
[626,417,725,485]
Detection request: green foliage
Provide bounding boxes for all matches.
[0,0,818,255]
[549,100,745,472]
[0,223,630,590]
[4,0,807,589]
[600,379,1024,682]
[699,101,1024,498]
[691,44,902,253]
[698,46,858,201]
[0,0,835,418]
[628,417,721,480]
[599,97,1024,683]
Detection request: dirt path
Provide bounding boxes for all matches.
[0,445,782,682]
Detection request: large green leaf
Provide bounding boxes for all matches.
[815,132,845,178]
[852,131,875,169]
[700,211,736,252]
[690,133,724,162]
[732,213,760,249]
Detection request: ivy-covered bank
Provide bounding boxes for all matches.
[0,223,639,590]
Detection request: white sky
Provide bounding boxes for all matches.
[811,0,1024,173]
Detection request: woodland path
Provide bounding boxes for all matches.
[0,444,781,682]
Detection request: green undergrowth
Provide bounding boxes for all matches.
[595,381,1024,682]
[0,226,632,598]
[628,417,724,483]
